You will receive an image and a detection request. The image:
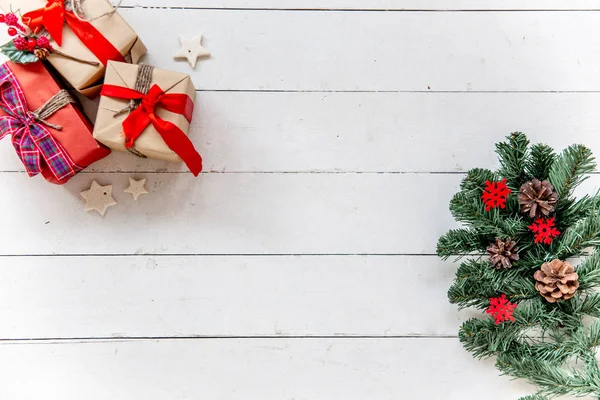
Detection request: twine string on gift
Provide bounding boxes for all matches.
[66,0,86,19]
[30,90,76,131]
[114,64,154,116]
[68,0,137,63]
[69,0,124,22]
[113,64,154,158]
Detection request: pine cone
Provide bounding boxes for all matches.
[534,259,579,303]
[517,179,558,218]
[34,48,51,61]
[486,238,519,269]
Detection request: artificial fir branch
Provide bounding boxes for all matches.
[518,395,550,400]
[573,251,600,291]
[560,293,600,318]
[553,216,600,259]
[461,168,498,192]
[449,193,528,237]
[558,190,600,228]
[496,132,531,190]
[548,144,595,199]
[496,354,600,398]
[517,247,554,269]
[449,260,537,308]
[526,144,556,181]
[439,133,600,399]
[437,228,490,259]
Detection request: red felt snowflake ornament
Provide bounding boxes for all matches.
[486,294,517,324]
[528,217,560,245]
[482,179,511,211]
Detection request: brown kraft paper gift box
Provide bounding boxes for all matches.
[0,0,146,96]
[94,61,199,166]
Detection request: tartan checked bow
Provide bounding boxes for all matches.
[0,64,81,183]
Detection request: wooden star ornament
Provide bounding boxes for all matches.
[174,34,211,68]
[80,181,117,216]
[124,178,149,201]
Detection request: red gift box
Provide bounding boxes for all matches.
[0,61,110,184]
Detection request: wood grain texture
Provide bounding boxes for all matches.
[0,338,536,400]
[119,0,600,10]
[118,8,600,92]
[4,93,600,173]
[0,255,471,339]
[1,172,459,255]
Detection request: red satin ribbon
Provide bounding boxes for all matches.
[101,84,202,176]
[23,0,125,66]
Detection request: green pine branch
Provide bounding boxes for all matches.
[437,228,490,259]
[449,192,529,238]
[558,190,600,228]
[560,292,600,319]
[574,250,600,291]
[518,395,550,400]
[497,132,531,190]
[553,215,600,260]
[460,168,498,192]
[525,143,556,181]
[449,259,538,309]
[548,144,595,200]
[497,352,600,398]
[441,133,600,399]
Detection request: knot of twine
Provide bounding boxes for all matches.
[114,64,154,117]
[67,0,124,22]
[113,64,154,158]
[28,89,75,130]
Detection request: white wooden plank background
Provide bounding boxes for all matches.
[123,9,600,92]
[121,0,600,10]
[1,1,598,399]
[0,339,535,399]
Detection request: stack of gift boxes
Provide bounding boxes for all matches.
[0,0,203,185]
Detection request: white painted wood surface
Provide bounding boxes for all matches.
[0,256,471,338]
[1,2,598,399]
[121,0,600,10]
[123,9,600,92]
[0,339,535,400]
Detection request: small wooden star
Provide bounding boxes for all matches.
[80,181,117,216]
[124,178,149,201]
[173,34,211,68]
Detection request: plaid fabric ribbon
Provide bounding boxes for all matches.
[0,64,81,183]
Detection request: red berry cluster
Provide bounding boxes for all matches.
[0,11,53,53]
[0,13,26,37]
[13,35,51,51]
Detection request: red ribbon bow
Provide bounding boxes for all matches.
[23,0,125,66]
[101,84,203,176]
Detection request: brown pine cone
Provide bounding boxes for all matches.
[517,179,558,218]
[486,238,519,269]
[534,259,579,303]
[34,48,51,61]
